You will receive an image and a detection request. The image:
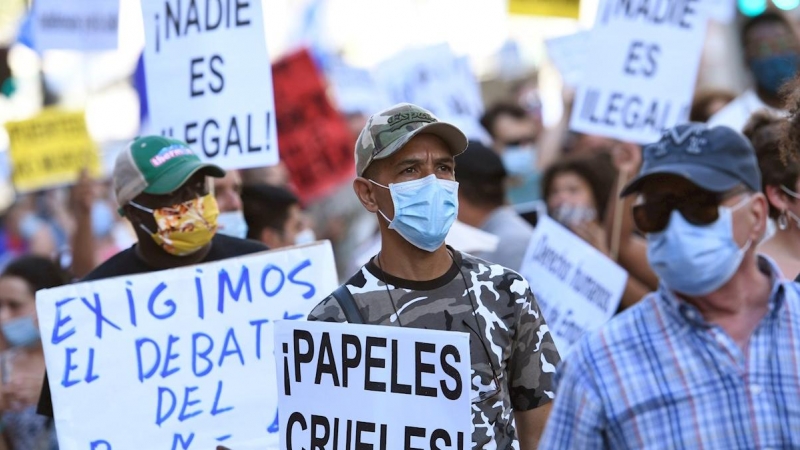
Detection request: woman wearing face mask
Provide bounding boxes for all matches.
[542,153,651,310]
[747,96,800,278]
[0,255,66,450]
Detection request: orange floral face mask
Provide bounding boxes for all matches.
[129,194,219,256]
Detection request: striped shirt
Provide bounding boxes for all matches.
[541,256,800,449]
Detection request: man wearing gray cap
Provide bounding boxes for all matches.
[308,103,560,448]
[541,124,800,448]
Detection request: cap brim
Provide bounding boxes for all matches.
[620,164,742,197]
[373,122,468,163]
[144,162,226,195]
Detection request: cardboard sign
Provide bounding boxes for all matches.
[519,216,626,355]
[375,44,487,141]
[272,49,355,204]
[545,31,590,87]
[4,109,102,192]
[31,0,119,51]
[508,0,581,19]
[569,0,711,143]
[274,320,472,449]
[140,0,278,171]
[37,242,338,450]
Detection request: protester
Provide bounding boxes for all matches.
[542,153,651,309]
[214,170,249,239]
[541,123,800,448]
[36,135,268,418]
[307,103,560,449]
[242,183,315,248]
[690,88,736,122]
[455,140,533,270]
[744,110,800,278]
[0,255,67,450]
[709,11,799,130]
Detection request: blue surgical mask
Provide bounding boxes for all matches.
[749,54,799,95]
[91,201,115,238]
[370,174,459,252]
[216,211,249,239]
[501,145,537,177]
[646,197,751,297]
[2,315,41,348]
[294,228,316,246]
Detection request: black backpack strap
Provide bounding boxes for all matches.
[331,285,364,324]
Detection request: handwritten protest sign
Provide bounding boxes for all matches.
[375,44,487,141]
[140,0,278,171]
[569,0,711,143]
[32,0,119,51]
[275,320,472,449]
[37,242,338,450]
[545,31,590,87]
[519,216,626,355]
[508,0,581,19]
[273,49,355,204]
[4,109,102,192]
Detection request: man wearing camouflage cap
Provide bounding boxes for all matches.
[308,103,560,448]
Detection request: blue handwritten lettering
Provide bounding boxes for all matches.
[81,293,121,338]
[148,282,176,320]
[218,328,244,367]
[217,266,252,313]
[191,333,214,377]
[85,347,99,383]
[161,335,181,378]
[61,347,80,388]
[156,387,176,426]
[267,409,279,433]
[195,269,205,320]
[216,435,232,442]
[260,265,285,297]
[136,338,161,382]
[288,259,315,299]
[90,440,112,450]
[126,281,137,327]
[52,297,77,345]
[210,380,233,416]
[249,319,269,359]
[171,432,194,450]
[178,387,203,422]
[283,312,303,320]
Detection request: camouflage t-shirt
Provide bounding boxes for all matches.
[307,250,561,449]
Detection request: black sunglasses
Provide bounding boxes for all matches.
[633,187,748,234]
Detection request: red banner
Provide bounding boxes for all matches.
[273,49,355,204]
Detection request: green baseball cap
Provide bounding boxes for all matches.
[355,103,468,177]
[113,136,225,208]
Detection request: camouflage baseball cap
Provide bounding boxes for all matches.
[355,103,468,177]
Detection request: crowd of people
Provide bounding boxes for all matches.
[0,6,799,450]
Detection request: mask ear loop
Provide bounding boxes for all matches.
[368,179,394,226]
[127,201,157,234]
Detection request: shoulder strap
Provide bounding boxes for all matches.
[332,285,365,324]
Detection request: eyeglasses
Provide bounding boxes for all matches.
[633,187,749,233]
[462,319,502,404]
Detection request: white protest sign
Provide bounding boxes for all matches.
[326,60,392,116]
[569,0,711,144]
[375,44,488,141]
[545,31,590,87]
[519,216,627,355]
[141,0,278,170]
[32,0,119,51]
[37,242,338,450]
[274,320,472,449]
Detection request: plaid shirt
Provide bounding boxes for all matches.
[541,256,800,449]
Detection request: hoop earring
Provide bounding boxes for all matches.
[778,210,789,231]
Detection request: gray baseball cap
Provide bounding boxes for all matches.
[621,123,762,196]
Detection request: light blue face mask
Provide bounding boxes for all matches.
[501,145,537,177]
[646,197,752,297]
[91,201,116,238]
[370,174,459,252]
[216,211,249,239]
[2,315,41,348]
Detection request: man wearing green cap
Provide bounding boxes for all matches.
[308,103,560,449]
[37,135,268,417]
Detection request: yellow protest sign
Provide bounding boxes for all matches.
[508,0,580,19]
[4,109,101,192]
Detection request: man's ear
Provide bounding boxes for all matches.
[354,177,379,213]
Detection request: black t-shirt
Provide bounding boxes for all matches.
[37,234,268,417]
